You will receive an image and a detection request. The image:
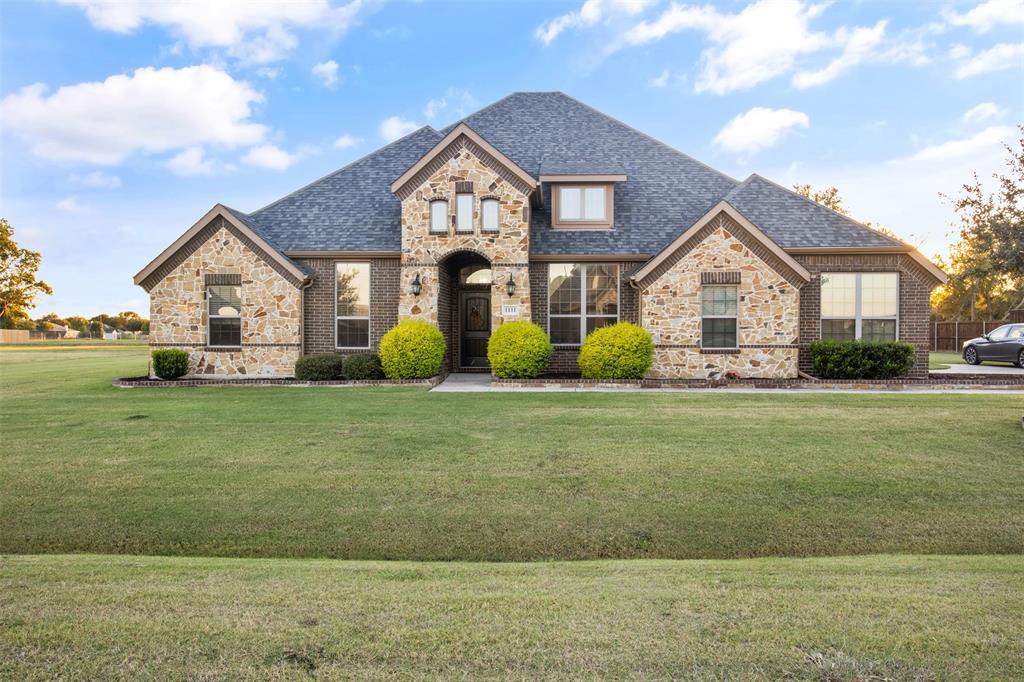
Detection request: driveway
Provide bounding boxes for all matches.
[931,363,1023,375]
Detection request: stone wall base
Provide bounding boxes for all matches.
[648,347,798,379]
[150,346,301,378]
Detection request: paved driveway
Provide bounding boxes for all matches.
[931,363,1023,375]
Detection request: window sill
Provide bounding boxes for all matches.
[335,347,372,351]
[205,346,242,351]
[700,347,740,354]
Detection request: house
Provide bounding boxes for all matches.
[134,92,946,379]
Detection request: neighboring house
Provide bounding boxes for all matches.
[134,92,946,379]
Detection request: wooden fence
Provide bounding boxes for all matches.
[931,320,1011,351]
[0,329,30,343]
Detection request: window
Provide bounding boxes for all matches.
[208,284,241,347]
[821,272,898,341]
[336,262,370,348]
[459,265,492,285]
[701,285,738,349]
[553,185,612,228]
[456,193,474,232]
[548,264,619,345]
[430,200,448,233]
[481,198,499,232]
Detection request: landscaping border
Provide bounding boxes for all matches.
[113,375,443,388]
[492,374,1024,390]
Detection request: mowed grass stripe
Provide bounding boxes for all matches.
[1,553,1022,680]
[1,348,1022,560]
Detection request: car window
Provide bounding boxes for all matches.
[988,325,1011,340]
[1010,326,1024,339]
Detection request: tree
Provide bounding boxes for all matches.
[793,184,909,244]
[36,312,65,331]
[0,218,52,326]
[65,316,89,332]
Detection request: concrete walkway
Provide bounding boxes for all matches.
[431,372,1021,394]
[931,363,1023,375]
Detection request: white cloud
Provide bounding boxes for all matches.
[648,69,686,88]
[70,171,121,188]
[948,43,971,59]
[535,0,654,45]
[379,115,420,142]
[962,102,1007,124]
[892,125,1016,164]
[255,66,283,80]
[954,42,1024,78]
[167,146,216,176]
[421,87,478,121]
[333,133,361,149]
[312,60,339,88]
[56,197,87,213]
[944,0,1024,33]
[241,144,300,170]
[792,20,887,88]
[0,65,267,165]
[712,107,809,154]
[57,0,364,63]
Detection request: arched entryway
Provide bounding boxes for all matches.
[438,250,493,372]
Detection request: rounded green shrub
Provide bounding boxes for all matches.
[294,353,345,381]
[487,321,553,379]
[577,322,654,380]
[343,352,385,380]
[151,348,189,380]
[809,340,915,379]
[379,320,445,379]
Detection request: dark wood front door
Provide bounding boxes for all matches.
[459,290,491,368]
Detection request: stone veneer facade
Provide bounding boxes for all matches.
[148,224,302,377]
[639,214,801,379]
[397,136,532,335]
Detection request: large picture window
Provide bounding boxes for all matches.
[821,272,898,341]
[207,284,241,347]
[701,285,738,349]
[548,263,619,345]
[336,262,370,348]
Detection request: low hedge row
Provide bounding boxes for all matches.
[294,352,385,381]
[808,339,916,379]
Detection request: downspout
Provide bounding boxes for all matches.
[299,276,313,358]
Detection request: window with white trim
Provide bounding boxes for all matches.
[430,200,448,233]
[553,185,612,228]
[336,262,370,348]
[701,285,738,349]
[481,198,499,232]
[456,193,474,232]
[208,284,241,347]
[547,263,619,345]
[821,272,898,342]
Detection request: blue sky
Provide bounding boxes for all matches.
[1,0,1021,317]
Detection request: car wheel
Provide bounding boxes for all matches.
[1017,348,1023,368]
[964,345,981,365]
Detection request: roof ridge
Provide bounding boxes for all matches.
[556,91,741,186]
[748,173,906,247]
[251,125,441,216]
[439,91,522,135]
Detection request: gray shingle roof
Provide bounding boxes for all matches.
[237,92,902,256]
[723,174,904,249]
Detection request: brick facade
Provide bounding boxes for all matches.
[793,253,935,379]
[297,257,399,355]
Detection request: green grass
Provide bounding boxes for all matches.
[2,347,1022,561]
[2,553,1022,680]
[0,338,147,349]
[929,351,965,370]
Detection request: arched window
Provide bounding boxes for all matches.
[459,265,492,286]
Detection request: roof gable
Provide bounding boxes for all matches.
[390,123,538,199]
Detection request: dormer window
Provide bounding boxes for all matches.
[430,200,448,233]
[552,183,613,229]
[456,193,474,233]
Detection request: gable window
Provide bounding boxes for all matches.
[208,284,241,348]
[553,185,612,229]
[548,264,619,345]
[456,193,474,232]
[481,198,499,232]
[336,262,370,348]
[821,272,898,342]
[819,272,901,339]
[701,285,738,349]
[430,200,448,233]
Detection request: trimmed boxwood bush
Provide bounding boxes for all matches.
[343,352,385,380]
[488,321,552,379]
[294,353,345,381]
[809,339,916,379]
[379,320,445,379]
[151,349,189,380]
[577,322,654,380]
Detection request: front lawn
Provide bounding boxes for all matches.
[1,553,1021,680]
[2,347,1022,560]
[929,351,965,369]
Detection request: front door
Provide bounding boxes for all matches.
[460,291,491,368]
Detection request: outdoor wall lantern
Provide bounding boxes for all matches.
[411,273,422,296]
[505,273,516,297]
